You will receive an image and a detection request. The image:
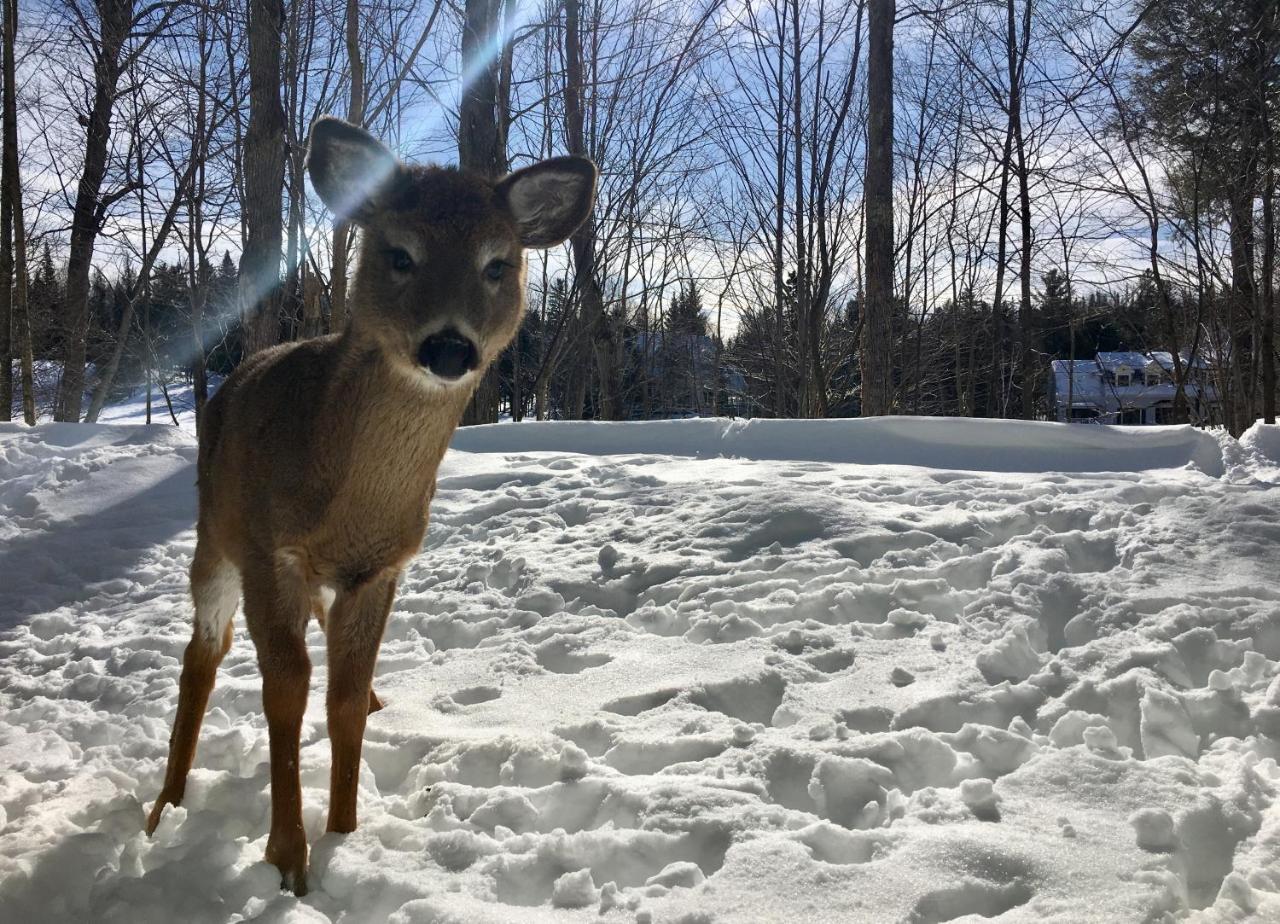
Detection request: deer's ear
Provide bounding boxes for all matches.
[307,116,409,225]
[496,156,597,249]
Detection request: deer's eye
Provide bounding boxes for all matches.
[387,248,414,272]
[484,259,509,282]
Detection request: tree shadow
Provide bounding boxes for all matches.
[0,463,197,632]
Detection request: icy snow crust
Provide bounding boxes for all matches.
[2,417,1279,923]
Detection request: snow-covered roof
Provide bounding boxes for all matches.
[1048,351,1218,411]
[1096,351,1152,372]
[1050,360,1104,406]
[1148,351,1210,372]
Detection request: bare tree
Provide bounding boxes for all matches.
[55,0,175,420]
[458,0,512,424]
[1,0,33,423]
[241,0,285,355]
[861,0,893,416]
[327,0,364,331]
[563,0,619,419]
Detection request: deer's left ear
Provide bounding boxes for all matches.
[496,156,597,249]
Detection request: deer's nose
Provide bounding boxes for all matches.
[417,328,480,380]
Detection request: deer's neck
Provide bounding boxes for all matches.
[327,330,475,496]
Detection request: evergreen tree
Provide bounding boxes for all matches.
[665,282,707,337]
[28,242,62,358]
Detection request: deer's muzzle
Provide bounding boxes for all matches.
[417,329,480,381]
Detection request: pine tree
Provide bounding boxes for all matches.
[29,242,62,357]
[665,283,707,337]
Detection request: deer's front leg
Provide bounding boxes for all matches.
[325,571,396,834]
[244,558,313,895]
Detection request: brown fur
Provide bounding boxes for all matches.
[146,118,595,895]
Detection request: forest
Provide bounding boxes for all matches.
[0,0,1275,434]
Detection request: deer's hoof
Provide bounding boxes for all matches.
[145,791,181,836]
[266,835,309,896]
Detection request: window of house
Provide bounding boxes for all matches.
[1115,373,1132,387]
[1145,372,1161,387]
[1120,408,1143,425]
[1154,404,1176,425]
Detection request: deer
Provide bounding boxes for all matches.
[144,115,597,895]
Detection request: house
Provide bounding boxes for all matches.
[1047,351,1219,425]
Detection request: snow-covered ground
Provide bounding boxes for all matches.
[93,379,206,432]
[10,359,216,431]
[2,416,1280,923]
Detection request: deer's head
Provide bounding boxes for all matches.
[307,116,596,389]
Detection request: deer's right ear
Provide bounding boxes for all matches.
[307,116,409,225]
[496,156,597,249]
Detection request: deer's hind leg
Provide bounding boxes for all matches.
[147,549,239,835]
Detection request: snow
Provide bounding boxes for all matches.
[1,415,1279,922]
[11,361,216,432]
[451,415,1228,475]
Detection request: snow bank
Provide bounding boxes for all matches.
[452,415,1229,475]
[1240,421,1280,482]
[2,418,1279,922]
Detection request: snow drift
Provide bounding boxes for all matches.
[451,415,1231,475]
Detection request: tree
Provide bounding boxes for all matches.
[458,0,512,425]
[1132,0,1280,432]
[563,0,619,419]
[327,0,365,332]
[55,0,174,421]
[666,283,708,337]
[0,0,33,422]
[241,0,286,356]
[861,0,893,416]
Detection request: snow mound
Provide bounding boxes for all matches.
[1239,421,1280,482]
[2,418,1279,922]
[452,415,1229,474]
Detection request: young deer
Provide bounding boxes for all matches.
[145,116,596,894]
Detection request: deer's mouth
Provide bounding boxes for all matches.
[416,329,480,381]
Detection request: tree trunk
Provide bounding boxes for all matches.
[144,289,152,424]
[1262,152,1275,425]
[56,0,131,421]
[1229,186,1256,434]
[1012,0,1035,419]
[459,0,506,177]
[241,0,286,356]
[0,0,10,423]
[790,0,811,416]
[190,268,210,421]
[1260,0,1276,424]
[328,0,365,332]
[458,0,509,425]
[188,6,211,427]
[564,0,619,420]
[772,20,788,418]
[2,0,30,424]
[861,0,894,417]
